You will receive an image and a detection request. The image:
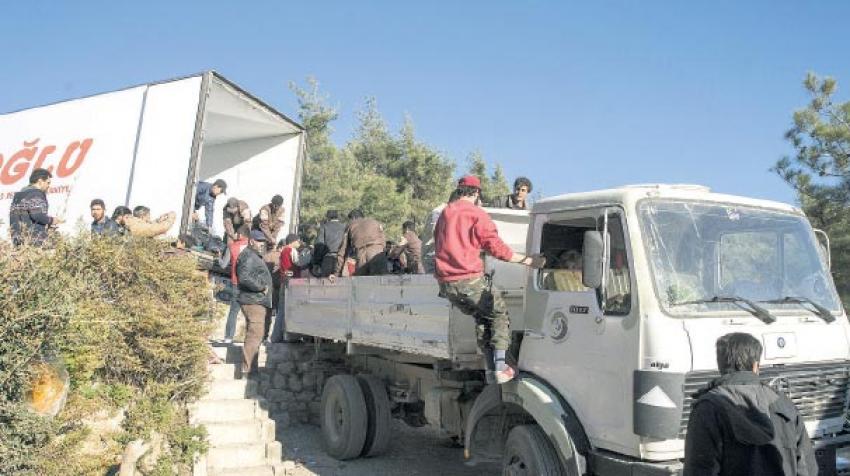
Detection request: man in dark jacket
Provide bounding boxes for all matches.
[389,220,424,274]
[193,179,227,229]
[90,198,120,236]
[235,230,273,377]
[331,209,387,278]
[488,176,532,210]
[313,209,346,277]
[684,332,818,476]
[9,168,64,246]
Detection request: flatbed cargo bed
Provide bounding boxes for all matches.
[285,274,524,369]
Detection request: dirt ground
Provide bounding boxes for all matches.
[278,421,500,476]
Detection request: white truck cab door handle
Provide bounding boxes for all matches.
[524,330,545,340]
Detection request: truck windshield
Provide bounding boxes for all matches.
[638,200,840,316]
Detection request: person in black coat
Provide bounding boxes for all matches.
[312,209,346,277]
[9,168,64,246]
[684,333,818,476]
[235,230,273,377]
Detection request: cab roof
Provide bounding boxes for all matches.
[531,184,802,216]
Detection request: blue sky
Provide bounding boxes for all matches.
[3,1,850,204]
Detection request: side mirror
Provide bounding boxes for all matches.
[814,229,831,270]
[582,230,604,289]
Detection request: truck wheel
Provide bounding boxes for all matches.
[321,374,368,460]
[357,375,392,457]
[502,424,565,476]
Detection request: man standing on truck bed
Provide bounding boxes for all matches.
[683,332,818,476]
[193,179,227,229]
[330,209,387,277]
[488,176,532,210]
[254,194,286,246]
[434,175,544,384]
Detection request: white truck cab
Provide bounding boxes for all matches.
[513,184,849,473]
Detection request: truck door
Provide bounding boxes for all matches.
[520,207,640,452]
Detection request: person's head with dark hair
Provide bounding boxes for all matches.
[277,238,286,250]
[211,179,227,197]
[29,168,52,191]
[326,209,339,221]
[90,199,106,222]
[271,194,284,212]
[402,221,416,233]
[348,209,364,220]
[456,175,482,201]
[112,206,132,225]
[236,224,252,240]
[716,332,763,374]
[133,205,151,220]
[448,188,462,203]
[285,233,300,246]
[513,177,532,194]
[511,176,533,208]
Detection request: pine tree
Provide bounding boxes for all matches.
[773,72,850,305]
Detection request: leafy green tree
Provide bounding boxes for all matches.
[773,72,850,305]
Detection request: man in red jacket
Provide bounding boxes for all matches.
[434,176,544,384]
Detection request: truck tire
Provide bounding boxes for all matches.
[502,424,565,476]
[321,374,368,460]
[357,375,392,457]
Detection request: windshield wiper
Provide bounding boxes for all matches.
[672,296,776,324]
[762,296,836,323]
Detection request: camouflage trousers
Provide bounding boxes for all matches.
[439,276,511,352]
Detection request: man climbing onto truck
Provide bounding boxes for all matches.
[434,175,544,384]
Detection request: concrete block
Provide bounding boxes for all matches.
[203,379,256,400]
[210,466,274,476]
[209,364,238,381]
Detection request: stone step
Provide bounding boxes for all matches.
[190,398,268,424]
[210,343,244,364]
[203,378,257,401]
[205,419,275,446]
[209,363,239,381]
[209,465,274,476]
[206,441,282,470]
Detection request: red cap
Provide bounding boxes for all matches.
[458,175,481,189]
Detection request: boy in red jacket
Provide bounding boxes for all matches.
[271,233,304,342]
[434,176,544,384]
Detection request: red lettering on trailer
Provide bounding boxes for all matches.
[0,137,94,185]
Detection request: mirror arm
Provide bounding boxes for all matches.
[814,228,831,270]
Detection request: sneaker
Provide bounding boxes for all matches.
[494,364,517,384]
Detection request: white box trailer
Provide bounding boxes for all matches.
[0,71,306,238]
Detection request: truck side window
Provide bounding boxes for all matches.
[604,215,632,315]
[538,219,593,293]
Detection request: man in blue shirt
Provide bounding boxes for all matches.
[90,199,120,236]
[193,179,227,229]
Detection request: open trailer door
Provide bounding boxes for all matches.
[181,72,306,238]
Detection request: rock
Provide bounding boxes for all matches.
[272,412,292,429]
[309,402,322,417]
[295,391,315,402]
[301,372,316,389]
[267,389,294,403]
[289,375,303,392]
[272,372,289,389]
[276,361,296,374]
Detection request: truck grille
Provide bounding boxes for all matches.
[679,361,850,438]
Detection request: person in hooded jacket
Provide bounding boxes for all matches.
[684,332,818,476]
